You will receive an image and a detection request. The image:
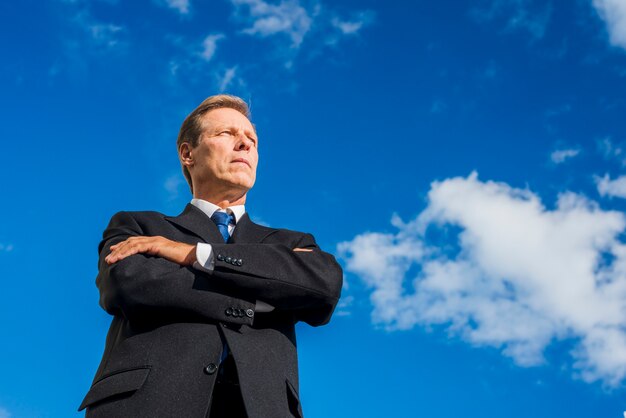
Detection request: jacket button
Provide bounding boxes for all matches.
[245,309,254,318]
[217,254,224,261]
[225,308,233,316]
[237,259,243,266]
[225,256,232,263]
[235,309,243,317]
[204,363,218,375]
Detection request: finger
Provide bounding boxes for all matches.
[109,237,134,252]
[293,248,313,252]
[107,240,145,263]
[106,236,166,264]
[106,240,132,262]
[107,236,150,261]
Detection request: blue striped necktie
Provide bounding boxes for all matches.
[210,210,236,365]
[211,211,234,243]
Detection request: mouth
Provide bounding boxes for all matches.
[232,158,251,168]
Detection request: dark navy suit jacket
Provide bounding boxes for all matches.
[79,203,343,417]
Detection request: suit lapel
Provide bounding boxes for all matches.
[230,212,276,244]
[165,203,276,244]
[165,203,223,243]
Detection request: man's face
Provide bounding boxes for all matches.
[190,107,258,195]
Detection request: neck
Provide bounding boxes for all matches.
[193,188,247,209]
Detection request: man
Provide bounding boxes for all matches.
[78,94,343,417]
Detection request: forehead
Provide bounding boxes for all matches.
[201,107,255,132]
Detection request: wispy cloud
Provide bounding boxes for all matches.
[231,0,314,48]
[592,0,626,51]
[331,10,375,35]
[218,66,239,92]
[165,33,248,94]
[596,174,626,198]
[201,33,226,61]
[339,172,626,386]
[229,0,374,63]
[87,23,124,47]
[70,7,126,50]
[470,0,552,41]
[335,295,354,316]
[0,243,14,252]
[163,0,190,15]
[0,406,11,418]
[597,136,626,165]
[551,148,580,164]
[164,173,186,201]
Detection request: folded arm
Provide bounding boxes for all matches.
[97,211,256,325]
[207,235,343,325]
[100,211,343,326]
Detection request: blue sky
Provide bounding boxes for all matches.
[2,0,626,416]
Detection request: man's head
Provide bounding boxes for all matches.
[177,95,258,200]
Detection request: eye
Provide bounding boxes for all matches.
[219,130,232,136]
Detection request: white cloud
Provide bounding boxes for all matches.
[592,0,626,51]
[88,23,124,47]
[164,0,190,14]
[335,295,354,316]
[0,407,11,418]
[231,0,313,48]
[69,8,126,50]
[218,66,238,92]
[551,148,580,164]
[201,34,226,61]
[227,0,374,66]
[339,172,626,385]
[596,174,626,198]
[598,136,625,162]
[331,10,375,35]
[0,243,14,252]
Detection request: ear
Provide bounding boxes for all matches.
[179,142,194,168]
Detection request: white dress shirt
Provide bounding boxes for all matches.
[190,198,274,312]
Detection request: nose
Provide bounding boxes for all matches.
[236,134,253,151]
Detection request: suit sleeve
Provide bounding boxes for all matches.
[96,211,256,325]
[209,233,343,326]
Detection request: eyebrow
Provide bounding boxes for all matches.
[210,124,258,139]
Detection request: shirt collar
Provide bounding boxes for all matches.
[190,198,246,223]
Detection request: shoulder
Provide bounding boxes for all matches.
[113,210,167,220]
[105,210,170,232]
[246,217,316,244]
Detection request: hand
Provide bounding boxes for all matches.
[293,248,313,252]
[105,236,197,266]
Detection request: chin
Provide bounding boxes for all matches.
[229,178,255,191]
[231,174,255,187]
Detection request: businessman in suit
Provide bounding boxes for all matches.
[79,94,343,417]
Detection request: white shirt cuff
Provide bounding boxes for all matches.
[193,243,215,272]
[255,300,274,313]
